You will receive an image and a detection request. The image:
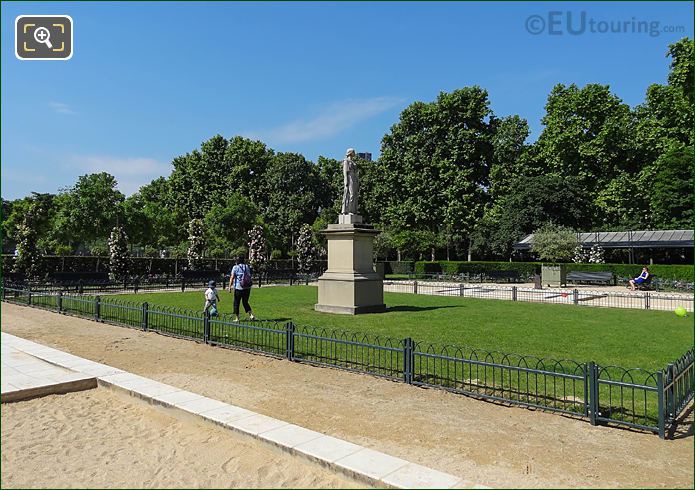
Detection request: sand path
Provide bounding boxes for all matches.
[1,387,363,488]
[2,303,693,488]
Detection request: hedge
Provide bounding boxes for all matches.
[414,261,538,277]
[564,263,693,281]
[412,261,694,282]
[379,261,415,275]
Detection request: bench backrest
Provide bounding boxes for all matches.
[566,271,614,280]
[488,270,520,277]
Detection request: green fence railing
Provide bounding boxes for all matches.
[2,286,691,439]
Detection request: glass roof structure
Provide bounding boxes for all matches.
[513,230,693,250]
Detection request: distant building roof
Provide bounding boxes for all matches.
[513,230,694,250]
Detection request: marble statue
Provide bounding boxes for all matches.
[341,148,359,215]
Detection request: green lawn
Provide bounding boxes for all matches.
[113,286,693,370]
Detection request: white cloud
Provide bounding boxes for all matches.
[66,155,170,195]
[49,101,75,115]
[251,96,404,144]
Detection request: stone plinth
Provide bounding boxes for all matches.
[338,214,363,225]
[315,223,386,315]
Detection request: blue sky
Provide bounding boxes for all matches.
[2,1,693,199]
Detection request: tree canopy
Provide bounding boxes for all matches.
[3,37,692,264]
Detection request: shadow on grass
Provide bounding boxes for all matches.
[386,305,465,313]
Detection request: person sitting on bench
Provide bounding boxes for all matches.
[629,267,650,291]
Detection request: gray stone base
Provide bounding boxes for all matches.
[314,303,387,315]
[338,214,363,224]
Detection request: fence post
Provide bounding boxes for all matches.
[57,291,63,313]
[403,338,414,384]
[573,289,579,305]
[203,310,210,344]
[305,274,309,286]
[512,286,518,301]
[645,293,650,310]
[78,279,84,295]
[459,283,465,297]
[413,280,418,295]
[95,296,101,321]
[657,370,665,439]
[285,322,295,360]
[588,362,599,426]
[666,363,675,422]
[142,302,149,331]
[134,279,139,294]
[28,291,32,306]
[181,279,185,292]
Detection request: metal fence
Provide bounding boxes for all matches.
[2,272,320,296]
[2,286,691,438]
[383,280,694,312]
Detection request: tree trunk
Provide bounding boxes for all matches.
[446,244,450,262]
[467,240,472,262]
[431,247,435,262]
[397,249,401,262]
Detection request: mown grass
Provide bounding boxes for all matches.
[113,286,693,370]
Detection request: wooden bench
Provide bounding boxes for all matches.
[566,271,615,286]
[634,274,655,291]
[485,270,521,283]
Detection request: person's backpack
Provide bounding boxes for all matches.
[209,305,218,317]
[240,264,253,289]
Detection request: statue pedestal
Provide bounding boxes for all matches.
[314,223,386,315]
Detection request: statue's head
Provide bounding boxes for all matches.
[346,148,356,157]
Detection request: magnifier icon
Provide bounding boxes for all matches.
[33,27,53,49]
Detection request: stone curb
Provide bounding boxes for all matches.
[2,332,487,489]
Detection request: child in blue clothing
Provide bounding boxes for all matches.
[204,280,220,316]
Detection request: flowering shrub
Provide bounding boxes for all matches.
[108,226,130,279]
[187,218,205,270]
[296,224,319,275]
[248,225,268,272]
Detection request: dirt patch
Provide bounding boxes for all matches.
[2,303,693,488]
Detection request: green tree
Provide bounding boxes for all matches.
[204,193,259,255]
[472,175,589,258]
[122,177,178,249]
[534,83,635,201]
[378,87,494,257]
[224,136,274,206]
[489,115,531,200]
[53,173,125,246]
[531,223,578,263]
[168,135,231,221]
[643,145,694,229]
[262,152,321,251]
[314,156,342,218]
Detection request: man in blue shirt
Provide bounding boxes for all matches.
[228,256,255,322]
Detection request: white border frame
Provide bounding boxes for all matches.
[15,15,73,61]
